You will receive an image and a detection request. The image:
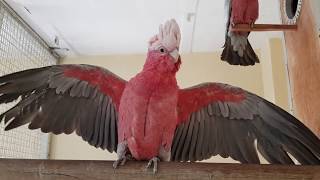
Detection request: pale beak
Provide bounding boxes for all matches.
[170,49,179,63]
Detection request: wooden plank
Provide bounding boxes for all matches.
[279,0,320,136]
[231,24,298,32]
[0,159,319,180]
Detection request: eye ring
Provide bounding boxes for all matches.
[158,46,167,54]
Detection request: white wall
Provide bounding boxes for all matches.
[311,0,320,46]
[311,0,320,28]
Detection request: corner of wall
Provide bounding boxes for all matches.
[260,38,275,103]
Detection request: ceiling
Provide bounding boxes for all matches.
[6,0,282,57]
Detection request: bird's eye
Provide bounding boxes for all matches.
[158,47,167,53]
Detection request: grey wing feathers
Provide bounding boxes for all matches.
[171,83,320,165]
[0,64,122,152]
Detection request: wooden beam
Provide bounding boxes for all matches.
[231,24,298,32]
[0,159,319,180]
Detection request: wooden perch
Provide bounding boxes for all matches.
[0,159,319,180]
[231,24,298,32]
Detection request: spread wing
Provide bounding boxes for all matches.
[171,83,320,164]
[0,64,126,152]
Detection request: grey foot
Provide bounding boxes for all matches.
[113,154,133,169]
[146,157,160,174]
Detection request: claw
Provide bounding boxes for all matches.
[113,158,125,169]
[146,157,160,174]
[113,154,133,169]
[120,158,127,166]
[250,22,255,29]
[113,141,130,169]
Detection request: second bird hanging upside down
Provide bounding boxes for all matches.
[0,19,319,173]
[221,0,260,66]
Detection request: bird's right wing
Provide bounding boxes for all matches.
[0,64,127,152]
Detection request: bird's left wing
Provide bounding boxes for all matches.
[171,83,320,164]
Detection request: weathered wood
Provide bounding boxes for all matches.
[0,159,319,180]
[231,24,298,32]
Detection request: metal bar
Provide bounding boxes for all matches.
[231,24,298,32]
[0,159,319,180]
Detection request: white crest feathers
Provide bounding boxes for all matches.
[149,19,181,52]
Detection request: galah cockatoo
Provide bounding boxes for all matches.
[221,0,260,66]
[0,19,319,173]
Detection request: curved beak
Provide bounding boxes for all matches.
[169,49,180,63]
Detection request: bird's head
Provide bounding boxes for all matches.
[143,19,181,74]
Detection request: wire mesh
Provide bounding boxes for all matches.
[0,1,58,159]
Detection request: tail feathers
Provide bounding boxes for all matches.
[221,36,259,66]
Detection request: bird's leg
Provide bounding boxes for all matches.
[113,141,132,168]
[146,157,160,174]
[158,145,171,162]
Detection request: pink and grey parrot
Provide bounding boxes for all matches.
[221,0,260,66]
[0,19,319,173]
